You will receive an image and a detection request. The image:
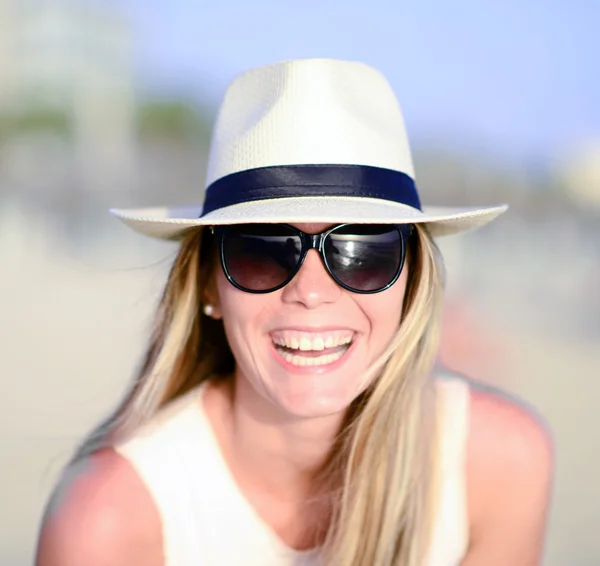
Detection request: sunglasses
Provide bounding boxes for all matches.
[211,223,412,294]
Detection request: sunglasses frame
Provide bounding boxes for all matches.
[210,223,413,295]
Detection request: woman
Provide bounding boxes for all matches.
[36,59,554,566]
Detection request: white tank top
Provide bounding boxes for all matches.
[114,374,470,566]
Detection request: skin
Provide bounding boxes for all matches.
[35,223,554,566]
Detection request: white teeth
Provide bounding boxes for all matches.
[278,349,346,366]
[271,330,354,351]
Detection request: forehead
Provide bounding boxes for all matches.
[289,222,337,234]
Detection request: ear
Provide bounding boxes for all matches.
[202,301,222,320]
[201,271,223,320]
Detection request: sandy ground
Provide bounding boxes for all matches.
[1,199,599,565]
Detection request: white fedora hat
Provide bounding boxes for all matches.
[111,58,507,239]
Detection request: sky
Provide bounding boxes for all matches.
[120,0,599,164]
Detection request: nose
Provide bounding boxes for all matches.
[281,249,342,308]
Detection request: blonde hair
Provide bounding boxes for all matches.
[72,223,446,566]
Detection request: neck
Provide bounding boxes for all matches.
[216,375,344,501]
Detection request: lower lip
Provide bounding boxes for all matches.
[270,340,356,374]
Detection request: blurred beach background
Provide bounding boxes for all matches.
[1,0,598,564]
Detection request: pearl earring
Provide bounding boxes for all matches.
[203,304,214,317]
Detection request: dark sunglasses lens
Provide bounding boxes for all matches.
[324,225,404,292]
[222,224,302,291]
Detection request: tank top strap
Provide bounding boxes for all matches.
[437,373,470,472]
[113,386,209,566]
[426,372,471,566]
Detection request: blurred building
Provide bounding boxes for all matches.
[0,0,136,188]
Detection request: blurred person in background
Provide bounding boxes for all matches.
[35,59,554,566]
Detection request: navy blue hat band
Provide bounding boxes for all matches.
[200,164,422,217]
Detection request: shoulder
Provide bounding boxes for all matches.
[36,448,163,566]
[461,376,555,558]
[435,371,554,496]
[466,378,555,492]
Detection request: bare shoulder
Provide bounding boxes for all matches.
[466,380,555,487]
[463,378,555,562]
[36,448,162,566]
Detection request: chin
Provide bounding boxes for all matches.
[269,378,364,420]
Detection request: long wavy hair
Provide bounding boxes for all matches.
[71,223,446,566]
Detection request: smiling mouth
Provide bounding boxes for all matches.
[271,330,354,367]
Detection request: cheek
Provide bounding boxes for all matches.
[214,272,249,347]
[373,292,405,330]
[215,270,240,314]
[216,272,254,332]
[214,270,274,352]
[362,272,408,340]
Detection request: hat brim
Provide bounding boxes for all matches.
[110,196,507,241]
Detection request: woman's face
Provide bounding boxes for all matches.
[211,223,410,419]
